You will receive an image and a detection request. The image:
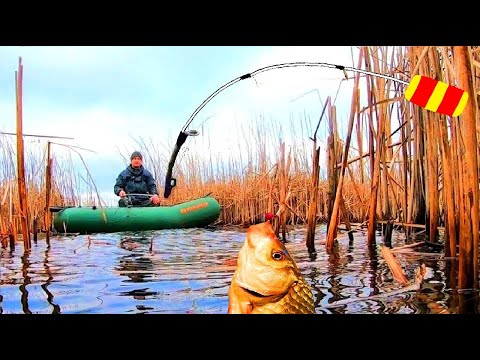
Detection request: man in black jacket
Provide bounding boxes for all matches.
[114,151,161,207]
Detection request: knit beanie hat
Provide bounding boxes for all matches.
[131,151,143,160]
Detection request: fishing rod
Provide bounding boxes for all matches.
[164,62,364,198]
[163,61,469,198]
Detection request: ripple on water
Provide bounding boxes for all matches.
[0,225,478,314]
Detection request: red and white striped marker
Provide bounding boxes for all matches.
[404,75,469,117]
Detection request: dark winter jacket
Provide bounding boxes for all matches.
[114,165,158,205]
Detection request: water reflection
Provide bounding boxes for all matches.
[41,246,61,314]
[366,246,380,297]
[19,251,32,314]
[0,244,63,314]
[0,225,478,314]
[117,254,154,284]
[116,239,157,303]
[326,244,348,306]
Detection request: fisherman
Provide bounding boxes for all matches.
[114,151,161,207]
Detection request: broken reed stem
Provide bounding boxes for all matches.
[326,78,361,250]
[15,56,31,250]
[45,142,52,246]
[380,244,409,285]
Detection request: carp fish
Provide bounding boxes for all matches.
[228,221,315,314]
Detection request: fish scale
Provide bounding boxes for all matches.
[251,278,315,314]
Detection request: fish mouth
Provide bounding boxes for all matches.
[235,279,293,298]
[235,279,273,298]
[241,286,272,298]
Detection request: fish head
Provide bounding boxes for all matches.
[232,221,301,299]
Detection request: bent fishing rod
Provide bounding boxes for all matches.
[163,61,408,198]
[163,59,469,198]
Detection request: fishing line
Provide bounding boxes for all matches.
[165,61,469,198]
[165,61,410,198]
[181,61,409,132]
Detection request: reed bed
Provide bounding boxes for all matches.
[0,136,93,244]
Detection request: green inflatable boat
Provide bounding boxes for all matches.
[51,196,222,234]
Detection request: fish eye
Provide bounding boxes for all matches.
[272,251,286,261]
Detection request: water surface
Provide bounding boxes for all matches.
[1,225,478,314]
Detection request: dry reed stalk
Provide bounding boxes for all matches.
[373,47,392,223]
[380,133,391,221]
[11,215,18,244]
[9,181,13,225]
[275,142,291,240]
[326,137,336,231]
[387,158,405,224]
[268,165,276,216]
[45,142,52,245]
[414,111,427,224]
[437,47,462,256]
[383,52,399,219]
[9,224,15,250]
[425,111,440,242]
[306,98,330,251]
[326,101,339,234]
[454,46,479,289]
[405,48,418,227]
[391,49,412,228]
[33,216,38,243]
[454,106,467,258]
[0,184,10,244]
[400,101,411,226]
[356,89,364,184]
[364,47,385,247]
[438,115,457,257]
[425,48,443,243]
[389,241,425,252]
[379,244,409,285]
[346,164,365,217]
[0,215,7,248]
[405,47,427,228]
[326,72,361,250]
[334,152,370,169]
[15,57,30,249]
[410,46,431,77]
[339,195,353,242]
[383,170,402,215]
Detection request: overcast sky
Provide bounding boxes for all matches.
[0,46,362,205]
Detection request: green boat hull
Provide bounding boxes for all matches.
[52,196,221,234]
